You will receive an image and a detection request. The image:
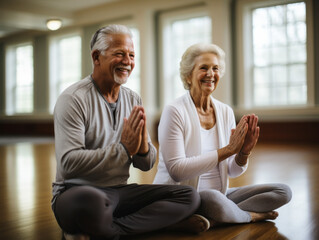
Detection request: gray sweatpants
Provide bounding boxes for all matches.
[198,183,292,223]
[53,183,200,239]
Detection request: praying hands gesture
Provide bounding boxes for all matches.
[240,114,260,155]
[218,114,259,164]
[235,114,260,166]
[218,115,248,162]
[121,106,149,156]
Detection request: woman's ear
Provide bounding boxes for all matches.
[92,50,100,64]
[186,76,191,85]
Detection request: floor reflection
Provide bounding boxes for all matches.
[6,144,35,236]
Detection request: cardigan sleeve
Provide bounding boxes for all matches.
[158,104,219,182]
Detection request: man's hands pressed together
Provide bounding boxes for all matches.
[121,106,149,156]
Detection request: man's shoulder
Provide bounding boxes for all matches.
[62,76,93,97]
[120,86,141,103]
[54,77,93,111]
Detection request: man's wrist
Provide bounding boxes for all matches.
[120,142,133,160]
[137,143,150,156]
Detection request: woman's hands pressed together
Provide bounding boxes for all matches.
[217,115,248,162]
[217,114,260,164]
[234,114,260,166]
[228,115,249,155]
[240,114,260,155]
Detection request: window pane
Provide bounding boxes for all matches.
[14,44,34,114]
[269,6,285,25]
[271,46,287,64]
[253,8,269,27]
[253,27,270,48]
[289,64,306,84]
[123,27,140,95]
[270,26,287,46]
[273,86,287,105]
[252,2,307,106]
[57,36,81,93]
[16,86,33,113]
[288,85,306,104]
[287,22,306,43]
[16,46,33,87]
[50,34,81,112]
[254,48,270,66]
[287,2,306,22]
[272,65,287,84]
[254,67,270,84]
[254,85,270,106]
[288,44,306,63]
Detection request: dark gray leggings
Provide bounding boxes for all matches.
[53,184,200,239]
[198,183,292,223]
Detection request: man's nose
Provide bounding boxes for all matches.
[122,53,131,65]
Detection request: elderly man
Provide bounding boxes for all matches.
[51,24,208,240]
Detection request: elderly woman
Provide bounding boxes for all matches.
[153,43,292,226]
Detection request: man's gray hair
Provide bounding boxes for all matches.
[90,24,133,54]
[180,43,226,90]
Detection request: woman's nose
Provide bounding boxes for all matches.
[206,69,214,77]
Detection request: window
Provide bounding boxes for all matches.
[159,9,212,107]
[5,43,34,115]
[123,27,140,95]
[252,2,307,106]
[235,0,315,113]
[49,34,82,112]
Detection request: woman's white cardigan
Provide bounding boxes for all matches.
[153,92,248,194]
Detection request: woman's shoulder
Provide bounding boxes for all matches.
[211,97,233,113]
[164,94,189,114]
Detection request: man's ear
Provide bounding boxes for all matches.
[92,50,100,64]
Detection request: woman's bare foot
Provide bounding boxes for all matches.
[167,214,210,234]
[250,211,279,222]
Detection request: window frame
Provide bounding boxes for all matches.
[235,0,317,119]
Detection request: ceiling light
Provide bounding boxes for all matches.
[46,19,62,31]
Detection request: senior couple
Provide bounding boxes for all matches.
[52,24,292,240]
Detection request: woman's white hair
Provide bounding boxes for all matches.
[179,43,226,90]
[90,24,133,55]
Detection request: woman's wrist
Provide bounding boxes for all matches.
[235,151,250,166]
[218,146,233,162]
[239,151,251,157]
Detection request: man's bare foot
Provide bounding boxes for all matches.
[167,214,210,234]
[250,211,279,222]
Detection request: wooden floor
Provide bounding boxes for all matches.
[0,138,318,240]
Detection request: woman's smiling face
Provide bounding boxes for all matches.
[188,53,220,96]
